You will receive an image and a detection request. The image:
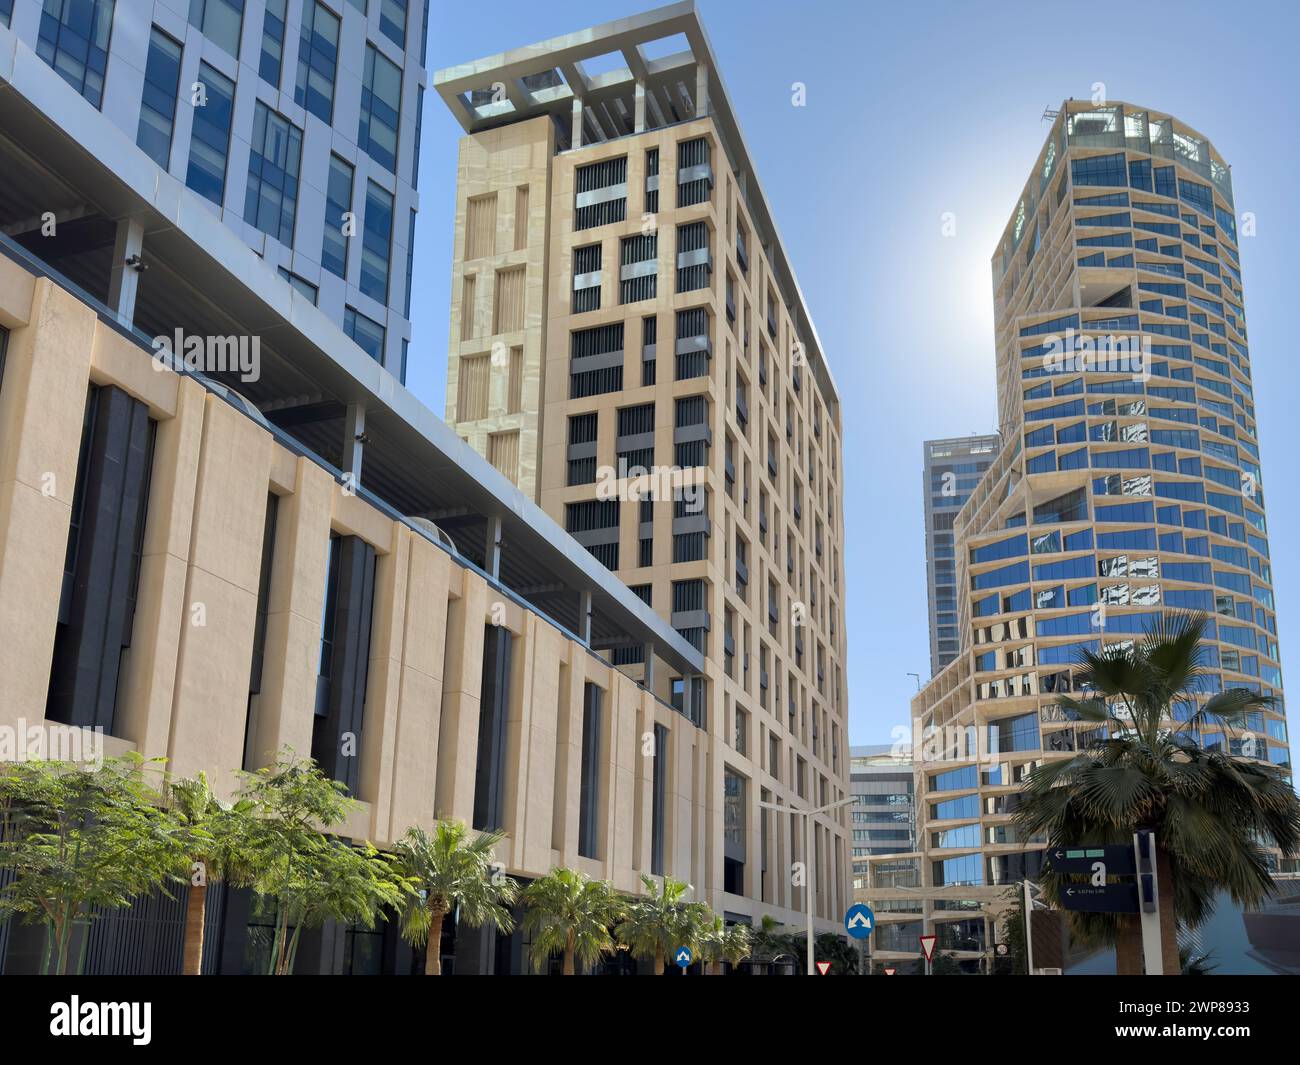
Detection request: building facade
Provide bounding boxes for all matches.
[863,99,1293,973]
[1,0,427,377]
[0,1,847,973]
[434,3,852,932]
[849,745,914,889]
[923,435,999,675]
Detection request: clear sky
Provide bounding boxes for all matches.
[409,0,1300,747]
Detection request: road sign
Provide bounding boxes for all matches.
[815,961,831,976]
[1059,882,1139,914]
[884,967,897,976]
[844,903,874,940]
[919,934,937,962]
[996,943,1009,956]
[1047,844,1136,876]
[674,945,693,969]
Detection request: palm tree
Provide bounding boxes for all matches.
[698,915,753,975]
[751,914,797,974]
[1015,612,1300,974]
[392,820,518,976]
[616,874,709,975]
[521,867,622,974]
[165,772,256,977]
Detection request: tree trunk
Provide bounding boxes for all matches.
[183,881,207,976]
[563,930,575,974]
[654,946,665,975]
[425,910,445,975]
[1154,844,1181,975]
[1115,914,1144,974]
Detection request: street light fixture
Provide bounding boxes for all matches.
[758,795,855,975]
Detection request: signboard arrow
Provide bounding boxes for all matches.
[815,961,831,976]
[1060,882,1140,914]
[919,934,937,962]
[843,903,875,940]
[674,945,693,969]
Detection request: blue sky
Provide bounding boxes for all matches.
[409,0,1300,746]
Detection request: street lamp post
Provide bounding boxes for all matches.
[759,796,855,975]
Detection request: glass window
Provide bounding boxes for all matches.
[344,307,385,362]
[277,267,318,304]
[294,1,339,123]
[137,27,182,168]
[243,103,302,245]
[403,209,416,319]
[359,45,401,172]
[378,0,406,46]
[361,181,394,304]
[189,0,243,58]
[322,154,354,279]
[37,0,115,108]
[185,63,235,206]
[259,0,286,86]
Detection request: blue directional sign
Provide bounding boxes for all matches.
[674,945,693,969]
[844,903,875,940]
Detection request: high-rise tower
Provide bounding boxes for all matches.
[434,2,851,930]
[923,435,1000,675]
[864,101,1292,973]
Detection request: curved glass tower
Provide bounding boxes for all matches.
[873,102,1292,969]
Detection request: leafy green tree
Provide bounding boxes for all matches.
[0,755,179,974]
[616,874,709,975]
[698,914,753,974]
[393,820,519,975]
[521,867,622,974]
[930,950,963,975]
[164,771,259,976]
[236,752,405,975]
[1015,613,1300,974]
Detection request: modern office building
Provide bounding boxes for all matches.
[848,745,914,887]
[433,1,852,934]
[0,0,847,972]
[923,435,999,675]
[873,100,1294,970]
[0,1,847,973]
[0,0,427,377]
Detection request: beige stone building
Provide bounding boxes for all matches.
[435,2,852,939]
[0,1,848,973]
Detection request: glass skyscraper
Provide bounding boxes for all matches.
[864,100,1292,972]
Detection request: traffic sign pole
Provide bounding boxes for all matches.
[1134,830,1164,976]
[1023,878,1035,976]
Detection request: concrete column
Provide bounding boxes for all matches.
[578,589,592,644]
[343,401,365,484]
[483,514,503,579]
[166,395,274,792]
[434,572,488,822]
[694,64,709,118]
[642,643,655,693]
[571,97,584,148]
[107,217,145,327]
[0,281,94,725]
[634,80,646,133]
